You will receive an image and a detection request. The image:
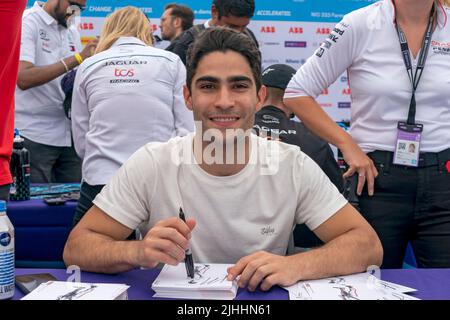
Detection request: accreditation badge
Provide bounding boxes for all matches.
[393,122,423,167]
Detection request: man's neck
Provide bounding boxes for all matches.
[42,1,57,20]
[193,133,252,176]
[262,100,291,117]
[395,0,435,26]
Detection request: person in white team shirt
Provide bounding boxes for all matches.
[71,7,194,227]
[15,0,98,183]
[284,0,450,268]
[64,28,382,291]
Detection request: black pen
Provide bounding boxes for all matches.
[179,207,195,279]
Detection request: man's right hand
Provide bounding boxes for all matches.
[340,142,378,196]
[79,38,99,60]
[136,216,196,269]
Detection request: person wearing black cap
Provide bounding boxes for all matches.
[254,64,344,249]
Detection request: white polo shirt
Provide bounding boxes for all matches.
[285,0,450,153]
[15,1,82,147]
[72,37,195,185]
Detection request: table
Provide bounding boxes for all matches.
[7,199,77,268]
[13,268,450,300]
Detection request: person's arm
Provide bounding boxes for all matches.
[17,39,97,91]
[63,205,195,274]
[283,14,378,195]
[227,153,382,291]
[172,58,194,135]
[227,203,382,291]
[285,97,377,195]
[71,68,88,159]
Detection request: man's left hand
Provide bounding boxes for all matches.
[227,251,300,291]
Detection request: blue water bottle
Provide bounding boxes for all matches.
[9,129,31,201]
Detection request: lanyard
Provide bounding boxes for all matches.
[395,5,435,125]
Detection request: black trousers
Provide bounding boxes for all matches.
[359,149,450,269]
[73,182,105,227]
[73,182,136,240]
[23,137,81,183]
[0,184,10,201]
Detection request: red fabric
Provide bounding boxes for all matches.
[0,0,26,185]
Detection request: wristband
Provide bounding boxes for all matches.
[74,53,83,65]
[60,59,69,72]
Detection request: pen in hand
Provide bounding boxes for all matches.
[179,207,195,279]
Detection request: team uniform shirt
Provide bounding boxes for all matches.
[15,1,82,147]
[72,37,194,186]
[253,105,344,191]
[285,0,450,153]
[93,133,348,264]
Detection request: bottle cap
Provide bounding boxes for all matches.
[0,200,6,212]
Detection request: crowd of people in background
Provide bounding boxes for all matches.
[0,0,449,286]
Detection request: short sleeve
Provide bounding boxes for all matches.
[93,146,158,230]
[284,14,358,99]
[294,152,348,231]
[20,18,37,64]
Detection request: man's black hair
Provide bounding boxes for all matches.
[213,0,255,19]
[186,27,261,92]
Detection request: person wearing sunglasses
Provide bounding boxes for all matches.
[15,0,98,183]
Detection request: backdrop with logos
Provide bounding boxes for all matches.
[27,0,377,121]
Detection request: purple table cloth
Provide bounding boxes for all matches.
[13,268,450,300]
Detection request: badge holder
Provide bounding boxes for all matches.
[393,122,423,167]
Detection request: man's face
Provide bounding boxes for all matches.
[160,9,177,41]
[184,50,265,138]
[54,0,86,28]
[217,15,251,32]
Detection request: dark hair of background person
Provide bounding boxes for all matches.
[186,27,261,92]
[164,3,194,31]
[213,0,255,19]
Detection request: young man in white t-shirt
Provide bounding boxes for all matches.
[64,27,382,292]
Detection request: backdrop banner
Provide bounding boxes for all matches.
[26,0,377,121]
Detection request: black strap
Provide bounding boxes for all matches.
[395,4,435,125]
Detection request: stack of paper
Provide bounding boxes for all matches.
[284,272,419,300]
[152,263,238,300]
[21,281,129,300]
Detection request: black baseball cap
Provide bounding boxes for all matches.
[261,64,296,91]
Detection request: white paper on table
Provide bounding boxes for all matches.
[283,272,419,300]
[21,281,129,300]
[152,263,238,300]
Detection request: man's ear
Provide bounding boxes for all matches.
[173,16,182,29]
[255,85,267,112]
[211,4,219,21]
[183,85,193,111]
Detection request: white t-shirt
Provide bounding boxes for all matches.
[285,0,450,153]
[71,36,194,185]
[93,133,348,264]
[15,1,82,147]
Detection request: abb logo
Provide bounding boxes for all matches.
[316,27,331,34]
[79,22,94,30]
[288,27,303,34]
[114,68,135,77]
[342,88,351,95]
[260,26,276,33]
[321,89,329,95]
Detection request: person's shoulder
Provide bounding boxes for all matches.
[254,133,305,161]
[22,6,41,26]
[142,134,193,163]
[143,45,183,64]
[340,0,385,27]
